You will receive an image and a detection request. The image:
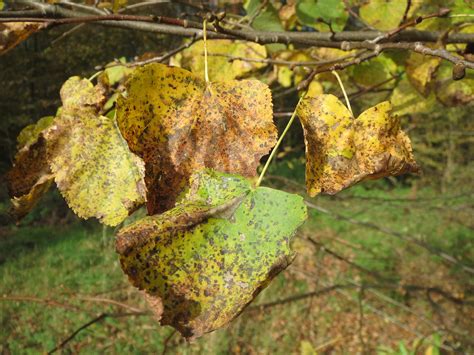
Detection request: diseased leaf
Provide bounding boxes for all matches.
[116,63,277,214]
[116,170,307,339]
[297,94,419,196]
[359,0,407,31]
[47,77,146,226]
[406,52,440,97]
[0,22,45,55]
[7,135,54,219]
[176,40,267,81]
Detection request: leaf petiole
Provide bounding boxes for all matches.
[256,94,305,187]
[203,19,210,84]
[332,70,353,116]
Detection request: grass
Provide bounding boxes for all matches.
[0,179,472,354]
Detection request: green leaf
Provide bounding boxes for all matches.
[359,0,407,31]
[116,170,307,339]
[296,0,348,32]
[47,77,146,226]
[351,55,398,88]
[245,0,286,52]
[390,76,439,116]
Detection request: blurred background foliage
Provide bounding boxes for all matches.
[0,0,473,354]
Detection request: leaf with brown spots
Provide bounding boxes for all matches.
[116,63,277,214]
[297,94,420,196]
[46,77,147,226]
[116,169,307,339]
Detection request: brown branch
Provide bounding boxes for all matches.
[48,311,148,354]
[207,52,356,67]
[1,4,474,45]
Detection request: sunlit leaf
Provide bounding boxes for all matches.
[176,40,267,81]
[47,77,146,226]
[116,170,307,339]
[116,63,277,214]
[406,52,440,97]
[359,0,407,30]
[0,22,45,55]
[297,94,419,196]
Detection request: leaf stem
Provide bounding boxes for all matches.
[203,19,210,83]
[256,94,305,187]
[332,70,353,116]
[88,70,103,82]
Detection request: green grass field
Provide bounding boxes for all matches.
[1,178,472,354]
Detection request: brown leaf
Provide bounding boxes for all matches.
[7,135,54,219]
[0,22,45,55]
[117,63,277,214]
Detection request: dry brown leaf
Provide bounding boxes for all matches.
[0,22,45,55]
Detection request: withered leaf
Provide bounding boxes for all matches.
[116,170,307,339]
[297,94,420,196]
[0,22,45,55]
[7,135,54,220]
[116,63,277,214]
[46,77,146,226]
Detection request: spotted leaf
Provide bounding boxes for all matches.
[297,94,420,196]
[46,77,146,226]
[116,170,307,339]
[116,63,277,214]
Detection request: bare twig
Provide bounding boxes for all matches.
[48,311,148,354]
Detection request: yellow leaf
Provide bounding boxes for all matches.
[46,77,146,226]
[406,52,440,97]
[390,76,439,116]
[176,39,267,81]
[297,94,420,196]
[117,63,277,214]
[359,0,407,31]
